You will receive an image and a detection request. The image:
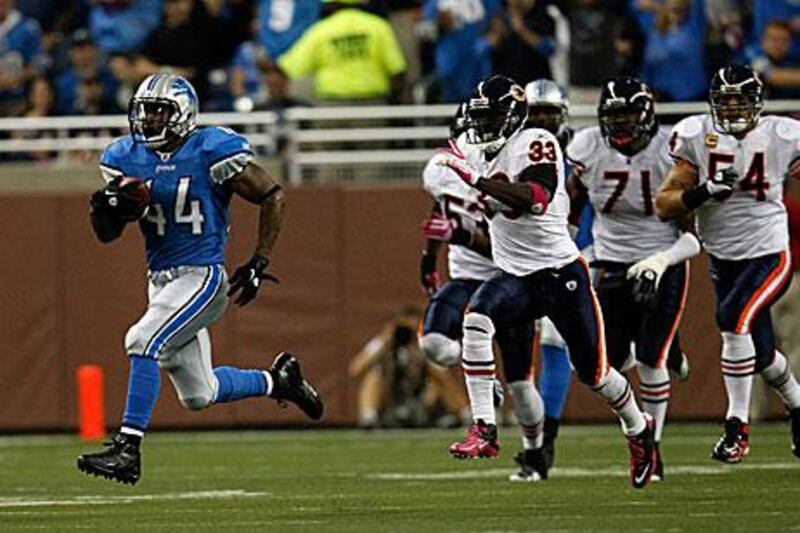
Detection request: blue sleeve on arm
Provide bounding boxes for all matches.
[535,37,556,58]
[203,128,254,164]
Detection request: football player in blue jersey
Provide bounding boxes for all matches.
[77,74,323,486]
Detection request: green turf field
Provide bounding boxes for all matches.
[1,423,799,531]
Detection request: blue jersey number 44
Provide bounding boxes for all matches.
[145,177,205,236]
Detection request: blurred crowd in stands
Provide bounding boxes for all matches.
[2,0,800,120]
[0,0,800,123]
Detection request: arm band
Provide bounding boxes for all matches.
[681,185,711,210]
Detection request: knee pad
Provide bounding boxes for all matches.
[539,318,565,349]
[418,333,461,368]
[124,323,148,356]
[179,395,214,411]
[721,332,755,360]
[507,379,544,425]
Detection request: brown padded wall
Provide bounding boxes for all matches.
[0,186,783,431]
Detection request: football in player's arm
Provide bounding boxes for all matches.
[78,74,323,486]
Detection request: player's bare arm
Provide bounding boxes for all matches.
[565,169,588,225]
[229,161,285,259]
[473,163,557,215]
[655,162,699,221]
[227,161,285,306]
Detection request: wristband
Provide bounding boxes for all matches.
[681,185,711,210]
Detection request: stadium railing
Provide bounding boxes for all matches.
[1,101,798,184]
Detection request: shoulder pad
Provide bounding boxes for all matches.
[771,116,800,142]
[672,115,707,139]
[422,154,449,197]
[200,126,251,155]
[566,127,601,166]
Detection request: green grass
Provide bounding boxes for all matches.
[1,423,799,531]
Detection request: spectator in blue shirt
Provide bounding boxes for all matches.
[639,0,707,101]
[259,0,320,60]
[55,29,118,115]
[89,0,162,54]
[231,39,269,110]
[753,0,800,63]
[423,0,500,103]
[0,0,48,116]
[746,20,800,100]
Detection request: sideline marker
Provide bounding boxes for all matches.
[77,365,106,441]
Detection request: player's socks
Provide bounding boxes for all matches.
[508,380,544,449]
[721,332,756,422]
[638,364,670,442]
[540,344,571,420]
[761,350,800,409]
[213,366,270,402]
[418,332,461,368]
[592,368,646,436]
[462,313,497,425]
[121,355,161,434]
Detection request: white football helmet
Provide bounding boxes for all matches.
[524,79,569,141]
[128,74,198,150]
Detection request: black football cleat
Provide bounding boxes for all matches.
[711,417,750,464]
[542,416,560,470]
[77,433,141,486]
[269,352,324,420]
[509,448,548,482]
[789,408,800,459]
[626,414,656,489]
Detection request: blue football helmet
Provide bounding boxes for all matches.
[128,74,199,150]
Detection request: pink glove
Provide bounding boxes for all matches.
[787,157,800,181]
[437,156,480,186]
[421,213,454,241]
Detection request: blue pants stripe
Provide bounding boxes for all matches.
[144,265,223,358]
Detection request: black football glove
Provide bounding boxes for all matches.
[90,178,148,222]
[706,167,738,200]
[228,254,279,306]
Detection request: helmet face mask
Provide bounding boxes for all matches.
[709,65,764,135]
[129,74,198,150]
[524,79,568,138]
[598,77,656,156]
[599,107,641,149]
[527,105,566,136]
[464,76,527,154]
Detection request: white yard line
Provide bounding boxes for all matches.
[0,490,269,508]
[367,462,800,481]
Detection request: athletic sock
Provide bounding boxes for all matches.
[462,313,496,425]
[508,380,544,449]
[540,344,572,420]
[592,368,646,436]
[721,332,756,422]
[761,350,800,409]
[213,367,268,403]
[121,355,161,434]
[638,364,670,442]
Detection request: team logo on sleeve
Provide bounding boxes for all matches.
[705,134,718,148]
